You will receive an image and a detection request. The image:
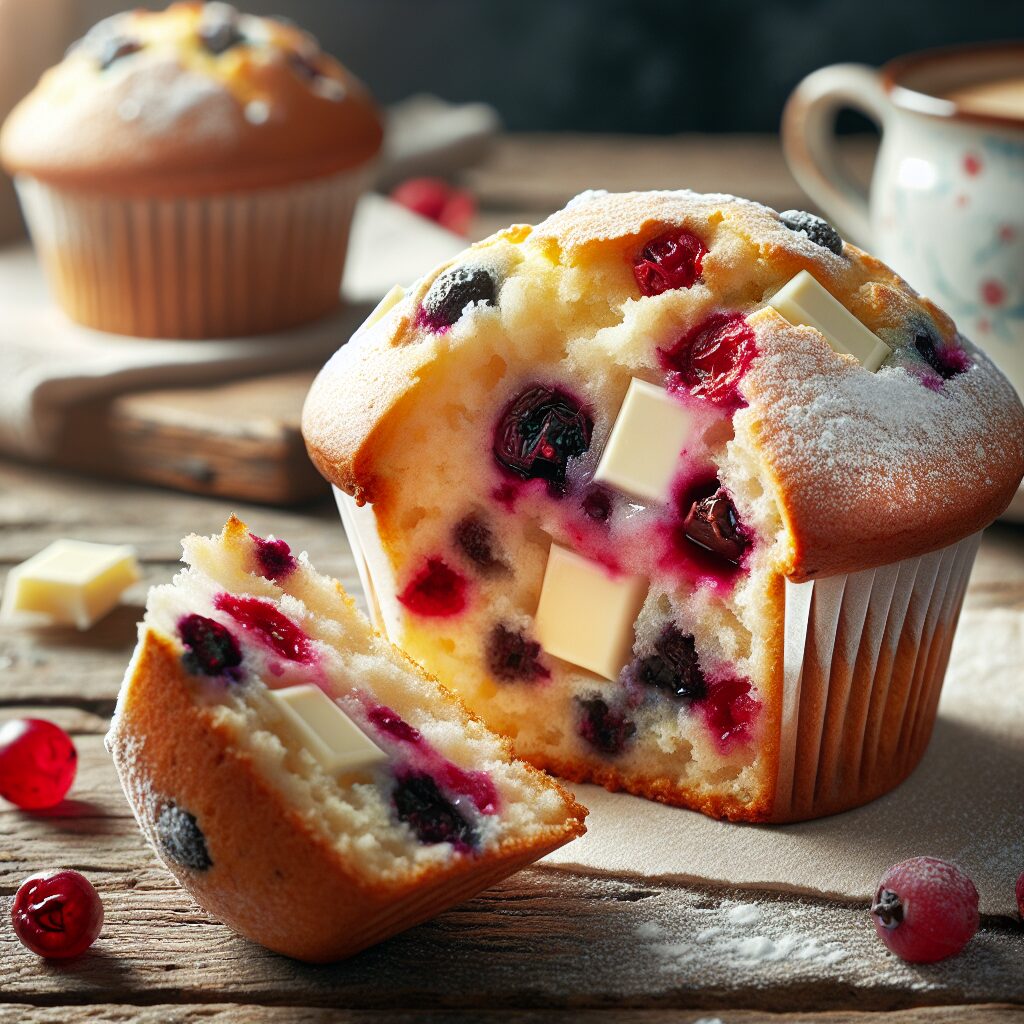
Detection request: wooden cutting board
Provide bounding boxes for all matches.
[51,369,327,506]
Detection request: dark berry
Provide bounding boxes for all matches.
[661,312,756,405]
[367,705,422,744]
[155,803,212,872]
[636,626,706,700]
[287,50,322,82]
[779,210,844,255]
[485,624,549,682]
[870,858,979,963]
[392,772,477,850]
[398,558,468,617]
[453,515,504,574]
[914,334,969,380]
[493,384,593,493]
[98,35,142,70]
[577,697,635,755]
[12,870,103,960]
[213,594,315,664]
[421,267,497,331]
[632,228,707,296]
[178,614,242,677]
[0,719,77,810]
[582,487,612,522]
[249,532,296,581]
[198,9,245,54]
[681,484,749,565]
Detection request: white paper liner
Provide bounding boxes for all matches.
[335,486,982,821]
[15,168,370,338]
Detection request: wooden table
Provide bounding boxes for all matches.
[2,135,1023,1023]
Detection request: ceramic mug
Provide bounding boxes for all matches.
[782,44,1024,400]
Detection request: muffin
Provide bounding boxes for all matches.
[0,2,382,338]
[106,516,586,962]
[302,189,1024,823]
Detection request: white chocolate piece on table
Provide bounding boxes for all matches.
[594,378,697,503]
[1,539,139,630]
[769,270,892,371]
[266,684,388,775]
[535,543,647,681]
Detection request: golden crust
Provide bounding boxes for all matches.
[0,3,382,195]
[302,190,1024,579]
[107,631,586,962]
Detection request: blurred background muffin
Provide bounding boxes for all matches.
[0,2,382,338]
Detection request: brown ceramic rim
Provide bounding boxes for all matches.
[881,41,1024,131]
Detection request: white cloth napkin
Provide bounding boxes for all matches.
[542,607,1024,918]
[0,193,465,459]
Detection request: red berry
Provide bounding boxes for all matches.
[632,228,707,296]
[1015,871,1024,919]
[870,857,979,963]
[398,558,468,617]
[662,312,757,405]
[0,719,77,810]
[390,178,476,236]
[213,594,315,664]
[12,869,103,959]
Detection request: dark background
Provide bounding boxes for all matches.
[79,0,1024,132]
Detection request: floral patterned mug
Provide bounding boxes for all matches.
[782,44,1024,400]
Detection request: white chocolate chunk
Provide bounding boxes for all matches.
[769,270,892,371]
[1,539,139,630]
[265,684,388,775]
[594,378,697,503]
[535,543,647,681]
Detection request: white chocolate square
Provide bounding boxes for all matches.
[535,543,647,681]
[1,539,139,630]
[266,685,388,775]
[769,270,892,371]
[594,378,697,504]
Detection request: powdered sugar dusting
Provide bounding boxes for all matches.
[116,62,236,139]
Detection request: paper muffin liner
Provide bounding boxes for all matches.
[14,167,370,338]
[334,486,981,822]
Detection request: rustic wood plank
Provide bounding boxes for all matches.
[1,1005,1021,1023]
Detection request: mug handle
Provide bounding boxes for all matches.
[781,63,891,248]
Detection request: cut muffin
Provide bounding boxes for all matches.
[106,516,586,962]
[302,189,1024,823]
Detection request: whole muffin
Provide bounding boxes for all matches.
[302,190,1024,823]
[1,2,382,338]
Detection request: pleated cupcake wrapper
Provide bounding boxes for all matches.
[335,486,981,821]
[15,168,370,338]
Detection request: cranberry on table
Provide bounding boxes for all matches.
[0,718,77,810]
[870,857,979,963]
[12,870,103,959]
[391,178,477,236]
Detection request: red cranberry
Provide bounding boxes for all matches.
[914,334,969,381]
[368,705,422,744]
[635,626,706,700]
[871,857,979,963]
[0,719,77,810]
[662,312,756,405]
[632,228,707,296]
[485,624,549,682]
[398,558,468,617]
[679,483,749,566]
[420,267,496,331]
[453,514,504,574]
[213,594,315,663]
[577,697,635,755]
[178,614,243,678]
[12,870,103,959]
[1016,871,1024,919]
[391,178,476,236]
[392,772,477,851]
[493,384,593,493]
[700,677,757,752]
[249,532,297,580]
